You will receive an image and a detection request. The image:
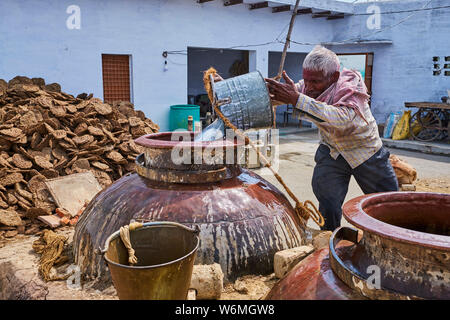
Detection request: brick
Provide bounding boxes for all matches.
[37,215,61,228]
[274,245,314,279]
[400,184,416,191]
[69,216,79,226]
[55,207,71,218]
[0,229,118,300]
[60,217,70,226]
[233,279,249,294]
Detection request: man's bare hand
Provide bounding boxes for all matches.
[265,71,299,106]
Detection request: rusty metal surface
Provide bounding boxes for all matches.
[135,132,244,171]
[134,132,240,149]
[74,132,304,289]
[342,192,450,300]
[103,223,199,300]
[352,231,449,299]
[135,153,229,184]
[343,192,450,249]
[73,168,305,288]
[267,192,450,300]
[265,247,365,300]
[329,227,422,300]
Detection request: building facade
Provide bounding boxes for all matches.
[1,0,449,130]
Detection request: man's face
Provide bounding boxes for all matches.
[302,69,335,99]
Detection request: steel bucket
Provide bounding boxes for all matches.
[212,71,273,130]
[102,221,199,300]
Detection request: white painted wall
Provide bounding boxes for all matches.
[1,0,447,130]
[327,0,450,123]
[0,0,331,130]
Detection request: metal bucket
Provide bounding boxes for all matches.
[212,71,273,130]
[102,221,199,300]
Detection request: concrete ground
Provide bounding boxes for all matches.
[251,128,450,230]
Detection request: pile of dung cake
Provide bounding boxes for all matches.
[0,76,159,238]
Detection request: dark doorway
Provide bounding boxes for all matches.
[187,47,249,118]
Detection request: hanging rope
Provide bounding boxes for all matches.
[211,99,324,227]
[119,221,144,265]
[204,67,323,227]
[249,0,324,226]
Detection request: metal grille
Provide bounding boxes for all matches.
[102,54,131,103]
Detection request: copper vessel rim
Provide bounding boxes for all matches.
[342,191,450,251]
[103,225,200,270]
[134,132,244,149]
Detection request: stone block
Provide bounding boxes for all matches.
[274,245,314,279]
[37,215,61,228]
[400,184,416,191]
[190,263,224,300]
[187,289,196,300]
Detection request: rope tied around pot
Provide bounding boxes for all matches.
[119,221,144,265]
[203,68,324,228]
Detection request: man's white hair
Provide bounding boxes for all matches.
[303,45,340,78]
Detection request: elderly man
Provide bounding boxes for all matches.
[266,45,398,231]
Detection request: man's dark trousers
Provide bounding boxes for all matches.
[312,144,399,231]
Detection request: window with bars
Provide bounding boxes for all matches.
[432,56,450,76]
[101,54,132,103]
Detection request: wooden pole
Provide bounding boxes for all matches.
[276,0,301,80]
[272,0,301,127]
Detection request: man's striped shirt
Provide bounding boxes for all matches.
[293,92,382,169]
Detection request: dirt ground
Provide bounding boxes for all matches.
[414,177,450,193]
[0,228,276,300]
[1,176,448,300]
[1,130,449,300]
[220,274,279,300]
